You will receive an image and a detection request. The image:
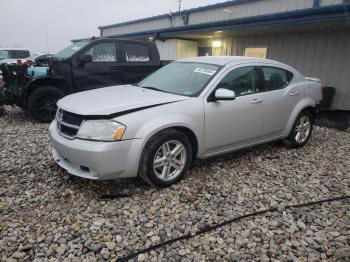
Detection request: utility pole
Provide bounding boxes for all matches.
[46,29,49,53]
[176,0,182,13]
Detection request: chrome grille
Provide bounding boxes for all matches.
[56,109,84,139]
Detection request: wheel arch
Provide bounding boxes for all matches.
[302,106,316,119]
[285,98,316,136]
[136,125,198,186]
[24,77,71,106]
[165,126,198,161]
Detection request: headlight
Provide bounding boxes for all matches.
[76,120,126,141]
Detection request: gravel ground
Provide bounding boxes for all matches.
[0,107,349,262]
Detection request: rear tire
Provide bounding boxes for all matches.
[283,110,314,148]
[138,129,192,187]
[27,86,65,123]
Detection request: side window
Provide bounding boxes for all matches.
[217,66,257,97]
[261,66,293,91]
[124,44,150,63]
[85,43,117,62]
[10,50,30,59]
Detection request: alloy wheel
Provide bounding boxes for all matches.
[153,140,187,181]
[295,115,311,143]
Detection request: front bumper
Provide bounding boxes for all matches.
[49,121,142,180]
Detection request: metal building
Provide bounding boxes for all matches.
[98,0,350,110]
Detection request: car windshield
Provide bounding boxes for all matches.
[54,41,89,59]
[0,50,9,60]
[27,53,42,60]
[138,62,219,97]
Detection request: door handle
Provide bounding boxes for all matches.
[110,66,121,71]
[290,91,300,96]
[250,98,263,104]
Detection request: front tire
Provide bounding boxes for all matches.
[138,129,193,187]
[284,110,314,148]
[27,86,65,123]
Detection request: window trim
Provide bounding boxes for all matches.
[257,66,294,93]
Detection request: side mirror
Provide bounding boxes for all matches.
[211,88,236,101]
[78,54,92,64]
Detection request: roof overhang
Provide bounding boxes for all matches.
[98,0,259,30]
[102,4,350,40]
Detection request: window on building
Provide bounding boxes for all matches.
[261,66,294,91]
[244,47,268,58]
[124,44,150,63]
[85,43,117,62]
[217,66,257,97]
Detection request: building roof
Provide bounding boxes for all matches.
[98,3,350,40]
[98,0,258,30]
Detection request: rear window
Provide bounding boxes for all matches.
[261,66,293,91]
[124,44,150,63]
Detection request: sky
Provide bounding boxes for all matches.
[0,0,228,53]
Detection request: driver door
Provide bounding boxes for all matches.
[73,42,124,91]
[204,66,264,155]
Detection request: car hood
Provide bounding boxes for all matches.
[0,59,19,64]
[57,85,189,116]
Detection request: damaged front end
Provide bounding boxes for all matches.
[0,63,48,108]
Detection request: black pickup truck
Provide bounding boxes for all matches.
[0,38,161,122]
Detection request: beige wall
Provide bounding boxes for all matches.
[176,40,198,59]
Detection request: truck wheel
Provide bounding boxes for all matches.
[27,86,65,123]
[283,110,314,148]
[138,129,192,187]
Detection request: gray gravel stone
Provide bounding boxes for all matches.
[0,107,349,261]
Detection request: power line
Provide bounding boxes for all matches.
[116,195,350,262]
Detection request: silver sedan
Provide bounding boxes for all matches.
[49,56,322,187]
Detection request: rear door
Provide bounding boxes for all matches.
[257,65,299,138]
[73,41,124,91]
[204,65,264,155]
[119,42,158,84]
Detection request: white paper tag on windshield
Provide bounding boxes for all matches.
[194,67,216,76]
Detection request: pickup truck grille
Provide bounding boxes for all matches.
[56,109,84,139]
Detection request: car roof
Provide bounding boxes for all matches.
[0,48,30,51]
[177,56,284,66]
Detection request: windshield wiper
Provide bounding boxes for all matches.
[140,86,167,93]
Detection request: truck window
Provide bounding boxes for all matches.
[10,50,30,59]
[55,41,89,59]
[124,44,150,63]
[0,50,9,60]
[85,43,117,62]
